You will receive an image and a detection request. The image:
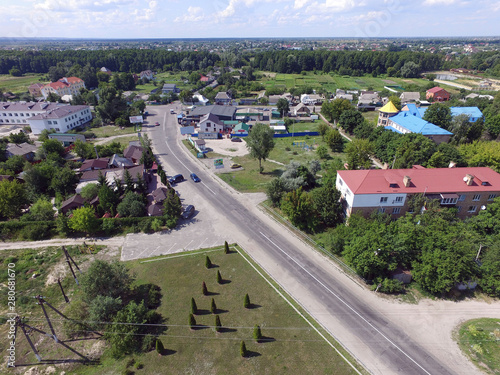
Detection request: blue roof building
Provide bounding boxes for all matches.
[416,106,483,123]
[386,112,452,144]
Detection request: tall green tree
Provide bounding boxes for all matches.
[276,98,290,117]
[338,109,364,134]
[68,206,99,234]
[281,187,318,232]
[345,139,374,170]
[311,183,343,228]
[423,103,452,130]
[246,123,275,173]
[324,128,344,152]
[0,179,27,219]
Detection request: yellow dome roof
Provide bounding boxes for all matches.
[378,101,400,113]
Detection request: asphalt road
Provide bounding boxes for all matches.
[146,104,455,375]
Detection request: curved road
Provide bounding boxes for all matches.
[148,104,456,375]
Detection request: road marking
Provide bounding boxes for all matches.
[197,237,208,249]
[201,181,216,195]
[185,239,194,249]
[259,231,433,375]
[167,243,177,252]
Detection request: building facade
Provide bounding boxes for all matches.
[41,77,86,99]
[336,167,500,220]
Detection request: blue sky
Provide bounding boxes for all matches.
[1,0,499,39]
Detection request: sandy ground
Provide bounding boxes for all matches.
[203,137,249,157]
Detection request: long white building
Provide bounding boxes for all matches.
[0,101,92,135]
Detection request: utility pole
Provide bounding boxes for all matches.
[62,246,81,285]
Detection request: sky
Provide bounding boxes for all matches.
[0,0,499,39]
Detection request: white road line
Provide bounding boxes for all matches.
[197,237,209,249]
[259,231,433,375]
[167,243,177,252]
[184,239,194,249]
[133,243,154,260]
[201,181,216,195]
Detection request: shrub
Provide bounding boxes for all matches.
[224,241,230,254]
[240,341,247,357]
[155,338,164,354]
[244,294,250,309]
[151,218,163,232]
[372,278,405,294]
[101,218,117,235]
[205,255,212,269]
[134,361,143,369]
[142,334,156,352]
[253,324,262,343]
[139,218,152,233]
[189,313,197,329]
[215,315,221,333]
[216,270,222,284]
[202,281,208,296]
[20,222,52,241]
[210,298,217,314]
[316,145,328,159]
[190,297,198,315]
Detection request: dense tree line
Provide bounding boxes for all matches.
[250,50,443,76]
[0,49,220,75]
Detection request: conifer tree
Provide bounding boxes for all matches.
[210,298,217,314]
[244,293,251,309]
[215,315,222,333]
[189,313,197,329]
[253,324,262,343]
[205,255,212,269]
[155,338,164,355]
[224,241,230,254]
[202,281,208,296]
[240,341,247,357]
[190,297,198,315]
[216,270,222,284]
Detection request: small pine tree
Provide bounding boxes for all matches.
[189,313,197,329]
[215,314,221,333]
[155,338,164,355]
[253,324,262,343]
[210,298,217,314]
[202,281,208,296]
[190,297,198,315]
[244,293,251,309]
[205,255,212,269]
[240,340,247,357]
[216,270,222,284]
[224,241,229,254]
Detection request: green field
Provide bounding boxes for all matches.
[456,318,500,374]
[85,125,137,138]
[0,74,46,94]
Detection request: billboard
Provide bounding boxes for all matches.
[129,115,143,124]
[180,126,195,135]
[214,159,224,169]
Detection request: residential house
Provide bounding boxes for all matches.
[379,102,452,144]
[334,89,354,101]
[123,145,144,164]
[162,84,180,94]
[300,94,324,105]
[357,91,382,110]
[79,158,110,172]
[139,70,154,81]
[61,194,86,215]
[147,203,163,217]
[109,154,136,168]
[215,91,232,105]
[106,165,145,188]
[41,77,86,99]
[200,75,210,82]
[268,93,294,106]
[152,187,169,204]
[336,166,500,220]
[189,105,236,122]
[236,108,263,121]
[292,103,311,116]
[233,122,250,136]
[48,133,86,146]
[193,139,206,151]
[198,113,224,139]
[28,83,44,97]
[426,87,450,102]
[100,67,113,75]
[5,142,37,161]
[399,92,420,105]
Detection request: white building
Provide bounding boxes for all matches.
[41,77,86,99]
[0,101,92,135]
[198,113,223,139]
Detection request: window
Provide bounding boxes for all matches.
[378,208,385,213]
[472,194,481,201]
[488,194,497,201]
[380,197,388,203]
[338,179,343,186]
[48,121,52,125]
[395,196,403,202]
[458,194,466,201]
[441,197,458,205]
[457,206,462,213]
[392,208,401,214]
[20,113,24,116]
[467,206,477,213]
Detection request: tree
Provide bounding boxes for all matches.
[189,313,197,329]
[321,98,352,124]
[179,90,193,104]
[210,298,217,314]
[80,260,134,302]
[202,281,208,296]
[388,95,402,110]
[244,294,251,308]
[216,270,222,284]
[51,167,79,196]
[80,183,100,201]
[190,297,198,315]
[205,255,212,269]
[97,183,119,216]
[345,139,374,170]
[338,109,364,134]
[156,339,165,355]
[240,341,247,357]
[393,133,437,169]
[117,192,146,217]
[317,122,330,139]
[41,139,65,158]
[253,325,262,343]
[224,241,230,254]
[95,86,128,123]
[423,103,452,130]
[74,139,94,159]
[246,123,275,173]
[266,178,286,207]
[324,128,344,152]
[29,197,54,221]
[88,295,122,329]
[311,183,343,228]
[400,61,421,78]
[316,145,328,159]
[163,188,182,219]
[276,98,290,117]
[9,131,30,144]
[68,206,99,234]
[215,315,222,333]
[0,179,27,219]
[280,187,318,232]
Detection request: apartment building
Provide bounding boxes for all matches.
[41,77,86,99]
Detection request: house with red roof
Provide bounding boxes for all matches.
[336,166,500,220]
[41,77,86,99]
[426,87,450,102]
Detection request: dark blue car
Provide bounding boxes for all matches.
[190,173,200,182]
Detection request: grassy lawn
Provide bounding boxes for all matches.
[0,74,46,94]
[290,120,321,132]
[84,125,137,138]
[362,111,379,125]
[93,135,139,148]
[456,318,500,374]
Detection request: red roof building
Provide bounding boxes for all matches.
[336,166,500,219]
[41,77,86,99]
[426,87,450,102]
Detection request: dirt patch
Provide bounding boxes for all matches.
[383,79,397,84]
[203,138,249,157]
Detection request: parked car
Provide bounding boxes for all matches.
[155,121,160,126]
[231,137,242,142]
[231,163,241,169]
[190,173,201,182]
[182,205,195,219]
[168,174,184,184]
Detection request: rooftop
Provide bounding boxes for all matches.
[388,112,452,136]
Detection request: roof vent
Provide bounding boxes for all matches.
[403,175,411,187]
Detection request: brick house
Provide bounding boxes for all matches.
[336,166,500,220]
[426,87,450,102]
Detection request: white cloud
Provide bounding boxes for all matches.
[173,6,205,23]
[325,0,355,11]
[294,0,310,9]
[423,0,457,5]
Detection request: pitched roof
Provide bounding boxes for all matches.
[427,86,447,94]
[6,142,37,156]
[123,145,143,161]
[388,112,452,136]
[152,187,169,202]
[190,105,236,118]
[400,92,420,101]
[80,158,110,171]
[30,105,89,120]
[450,107,483,119]
[215,91,231,100]
[378,101,400,114]
[200,113,222,125]
[338,167,500,195]
[61,194,86,209]
[148,203,163,216]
